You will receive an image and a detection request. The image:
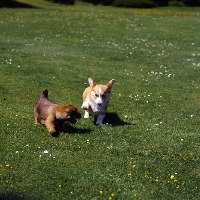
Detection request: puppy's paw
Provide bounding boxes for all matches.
[81,106,89,110]
[81,101,89,110]
[96,114,105,125]
[96,121,103,125]
[84,111,90,118]
[51,132,59,137]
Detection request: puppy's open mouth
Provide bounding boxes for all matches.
[67,111,81,124]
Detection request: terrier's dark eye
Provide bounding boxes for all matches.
[95,94,98,97]
[102,94,106,98]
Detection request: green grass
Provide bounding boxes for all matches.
[0,1,200,199]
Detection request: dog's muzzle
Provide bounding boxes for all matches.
[68,110,81,124]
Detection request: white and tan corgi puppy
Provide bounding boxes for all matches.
[81,78,115,125]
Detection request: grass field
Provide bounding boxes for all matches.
[0,1,200,199]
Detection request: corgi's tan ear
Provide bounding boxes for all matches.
[88,78,96,87]
[106,79,115,88]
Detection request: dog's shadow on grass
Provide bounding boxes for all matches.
[63,123,92,135]
[55,112,134,136]
[98,112,136,126]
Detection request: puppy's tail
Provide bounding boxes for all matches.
[41,89,48,98]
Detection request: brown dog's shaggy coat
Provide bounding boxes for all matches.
[34,89,81,136]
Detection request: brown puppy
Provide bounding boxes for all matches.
[34,89,81,136]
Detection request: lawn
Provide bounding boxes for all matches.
[0,1,200,199]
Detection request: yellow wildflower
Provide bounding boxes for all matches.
[111,192,115,197]
[170,175,174,179]
[144,172,148,177]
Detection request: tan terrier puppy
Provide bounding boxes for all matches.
[34,89,81,136]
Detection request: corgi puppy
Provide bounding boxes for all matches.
[34,89,81,136]
[81,78,115,125]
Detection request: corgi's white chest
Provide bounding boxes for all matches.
[89,101,104,113]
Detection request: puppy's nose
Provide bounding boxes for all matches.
[97,103,102,106]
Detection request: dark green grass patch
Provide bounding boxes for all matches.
[0,1,200,200]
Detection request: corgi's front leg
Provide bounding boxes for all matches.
[81,99,90,118]
[81,99,90,111]
[84,110,90,118]
[96,114,105,125]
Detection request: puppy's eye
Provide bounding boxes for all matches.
[95,94,98,97]
[102,94,106,98]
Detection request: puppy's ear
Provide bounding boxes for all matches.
[88,78,96,87]
[106,79,115,88]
